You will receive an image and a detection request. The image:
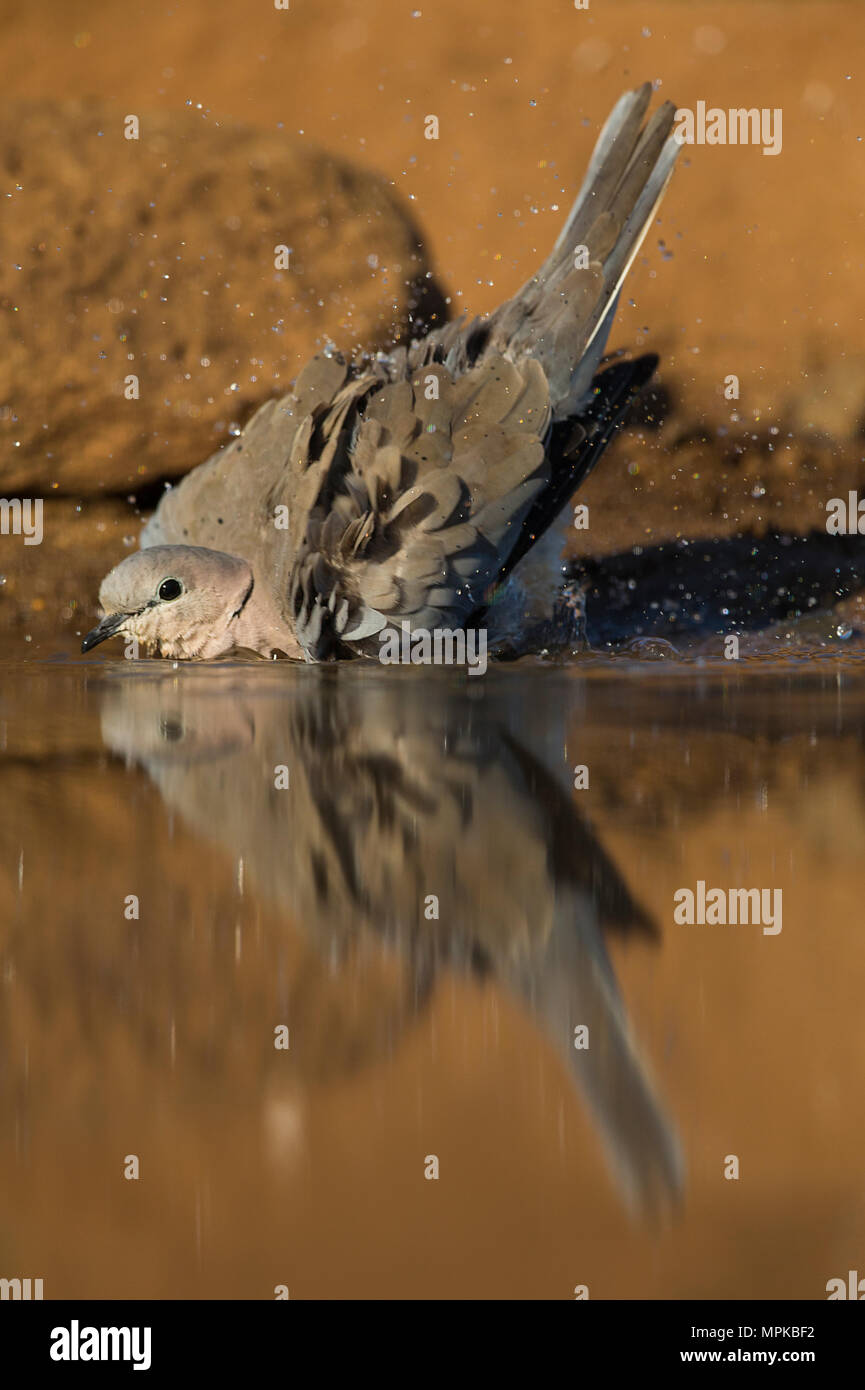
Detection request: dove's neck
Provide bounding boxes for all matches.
[229,573,304,660]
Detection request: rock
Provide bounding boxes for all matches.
[0,101,444,495]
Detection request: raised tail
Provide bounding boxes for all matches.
[488,82,679,418]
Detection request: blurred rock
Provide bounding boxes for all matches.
[0,496,139,647]
[785,356,865,440]
[0,101,444,494]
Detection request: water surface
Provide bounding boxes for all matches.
[1,654,864,1298]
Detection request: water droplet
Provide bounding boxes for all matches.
[625,637,680,660]
[836,621,853,640]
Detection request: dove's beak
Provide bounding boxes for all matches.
[81,611,129,653]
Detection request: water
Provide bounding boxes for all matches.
[2,653,864,1297]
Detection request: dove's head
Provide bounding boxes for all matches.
[81,545,261,659]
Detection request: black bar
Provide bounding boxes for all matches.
[1,1300,859,1374]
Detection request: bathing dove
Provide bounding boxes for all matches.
[82,84,679,661]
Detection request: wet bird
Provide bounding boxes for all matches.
[82,84,679,661]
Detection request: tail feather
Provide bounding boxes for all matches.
[489,83,679,418]
[549,84,655,275]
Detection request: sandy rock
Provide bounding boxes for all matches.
[0,101,443,495]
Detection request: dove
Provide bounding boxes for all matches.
[82,83,679,661]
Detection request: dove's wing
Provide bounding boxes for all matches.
[140,355,351,610]
[286,353,552,659]
[283,85,679,661]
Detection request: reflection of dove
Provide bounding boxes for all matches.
[82,85,678,661]
[100,668,683,1214]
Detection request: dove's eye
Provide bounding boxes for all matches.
[158,577,183,602]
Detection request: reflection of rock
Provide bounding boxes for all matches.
[0,101,444,495]
[571,671,865,846]
[99,667,683,1215]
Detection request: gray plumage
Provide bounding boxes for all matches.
[82,84,679,660]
